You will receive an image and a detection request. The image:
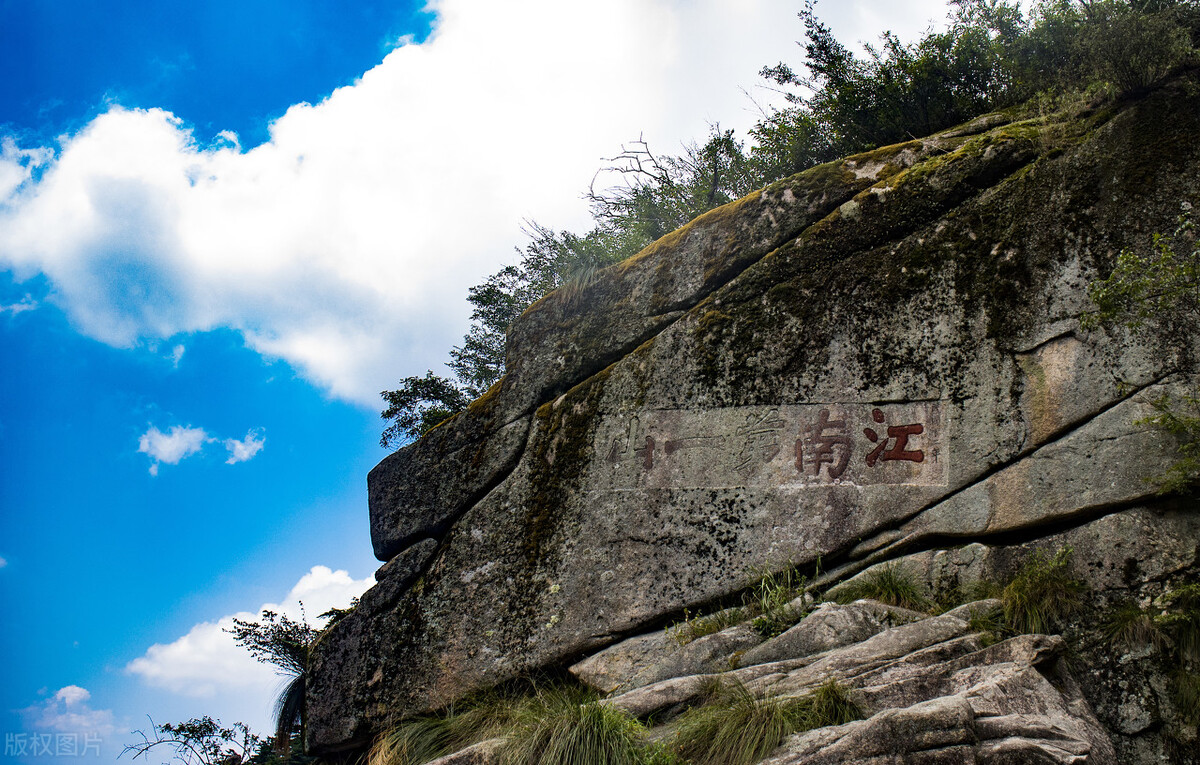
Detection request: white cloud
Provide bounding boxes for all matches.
[126,565,373,698]
[170,343,185,367]
[137,425,210,473]
[0,136,53,202]
[224,428,266,464]
[0,294,37,315]
[22,685,117,737]
[0,0,953,406]
[0,555,7,568]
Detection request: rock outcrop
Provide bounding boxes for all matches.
[307,72,1200,763]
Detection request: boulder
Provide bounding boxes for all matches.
[307,75,1200,754]
[739,600,927,667]
[570,619,762,694]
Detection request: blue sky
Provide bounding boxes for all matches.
[0,1,952,762]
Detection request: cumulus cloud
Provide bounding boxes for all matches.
[126,565,373,698]
[0,0,950,406]
[137,425,210,474]
[137,423,267,472]
[22,685,117,737]
[224,428,266,464]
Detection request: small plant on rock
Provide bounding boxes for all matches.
[835,563,932,612]
[743,565,813,638]
[1001,546,1086,634]
[668,607,747,646]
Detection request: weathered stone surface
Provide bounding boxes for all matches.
[594,608,1115,763]
[365,139,955,564]
[308,75,1200,755]
[805,506,1200,763]
[568,630,673,695]
[569,617,761,694]
[939,598,1002,622]
[369,415,531,560]
[423,739,503,765]
[759,633,1115,764]
[605,614,976,720]
[361,538,439,613]
[739,600,926,667]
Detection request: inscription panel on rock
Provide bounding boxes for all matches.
[592,402,946,490]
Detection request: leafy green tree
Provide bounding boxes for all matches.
[380,372,473,448]
[226,609,316,754]
[1087,212,1200,494]
[762,0,1029,156]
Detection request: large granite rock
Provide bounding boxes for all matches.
[569,620,763,694]
[307,74,1200,755]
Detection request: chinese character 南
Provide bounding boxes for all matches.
[796,408,853,479]
[863,408,925,467]
[733,408,785,475]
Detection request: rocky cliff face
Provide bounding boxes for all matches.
[308,73,1200,763]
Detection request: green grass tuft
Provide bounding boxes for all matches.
[668,607,747,646]
[672,678,861,765]
[743,565,812,638]
[1103,601,1168,651]
[1001,546,1086,634]
[1158,582,1200,660]
[368,717,456,765]
[500,684,648,765]
[836,564,932,612]
[1172,670,1200,727]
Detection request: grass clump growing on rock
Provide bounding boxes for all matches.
[1104,601,1170,651]
[371,681,670,765]
[672,678,861,765]
[745,565,813,639]
[836,563,932,612]
[369,717,457,765]
[668,607,748,646]
[1001,546,1086,634]
[500,684,649,765]
[670,564,815,644]
[368,686,536,765]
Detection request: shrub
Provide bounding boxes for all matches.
[1001,547,1086,634]
[1078,2,1194,95]
[835,564,932,612]
[672,679,861,765]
